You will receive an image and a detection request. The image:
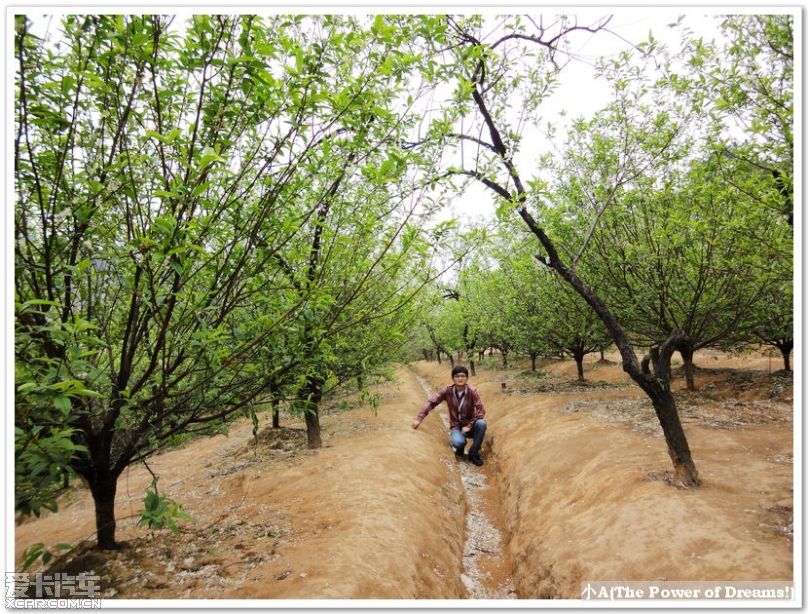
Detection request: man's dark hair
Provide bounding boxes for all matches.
[451,366,469,377]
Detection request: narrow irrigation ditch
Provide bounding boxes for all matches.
[415,375,517,599]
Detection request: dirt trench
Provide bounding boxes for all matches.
[414,373,517,599]
[412,356,792,599]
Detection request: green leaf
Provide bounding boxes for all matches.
[53,396,71,413]
[198,146,221,170]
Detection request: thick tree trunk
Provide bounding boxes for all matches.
[501,351,508,368]
[449,353,455,368]
[272,398,280,429]
[680,348,696,391]
[649,387,700,486]
[777,341,793,372]
[530,352,537,372]
[436,351,442,365]
[301,378,324,449]
[574,353,585,382]
[304,410,321,449]
[469,359,476,377]
[89,476,118,549]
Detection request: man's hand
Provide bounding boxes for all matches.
[411,419,422,430]
[461,424,472,434]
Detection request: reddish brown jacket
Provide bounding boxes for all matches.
[416,385,485,429]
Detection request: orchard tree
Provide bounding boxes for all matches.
[14,14,437,548]
[482,231,611,379]
[422,14,704,485]
[546,16,793,390]
[464,267,522,369]
[747,282,793,372]
[515,269,611,382]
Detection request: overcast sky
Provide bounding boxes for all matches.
[440,7,737,225]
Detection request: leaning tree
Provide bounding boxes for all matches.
[420,14,709,485]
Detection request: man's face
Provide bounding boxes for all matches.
[453,373,468,388]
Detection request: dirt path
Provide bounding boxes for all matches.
[413,373,517,599]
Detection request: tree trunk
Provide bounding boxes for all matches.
[777,341,793,372]
[272,398,280,429]
[469,359,476,376]
[436,351,442,365]
[449,353,455,367]
[530,352,537,372]
[680,348,696,391]
[89,475,118,549]
[304,410,321,449]
[501,351,508,368]
[574,353,585,382]
[649,387,700,486]
[301,378,324,449]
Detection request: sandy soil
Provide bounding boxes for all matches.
[16,368,467,599]
[15,350,793,601]
[414,350,793,598]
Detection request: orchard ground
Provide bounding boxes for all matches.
[15,349,793,599]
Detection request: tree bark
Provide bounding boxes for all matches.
[301,378,324,449]
[680,347,696,391]
[530,352,537,372]
[501,350,508,368]
[777,340,793,372]
[469,359,476,376]
[272,398,280,429]
[89,475,118,549]
[574,352,585,382]
[304,409,321,449]
[649,388,700,485]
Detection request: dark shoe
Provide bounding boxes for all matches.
[469,454,483,467]
[455,450,466,461]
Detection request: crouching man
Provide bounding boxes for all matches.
[411,366,487,466]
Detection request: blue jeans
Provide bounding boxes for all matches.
[450,419,487,457]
